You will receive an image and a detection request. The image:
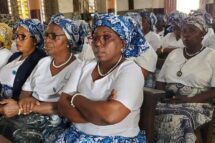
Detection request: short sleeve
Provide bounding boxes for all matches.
[112,62,144,110]
[133,45,158,72]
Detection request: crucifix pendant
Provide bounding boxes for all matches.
[177,70,182,77]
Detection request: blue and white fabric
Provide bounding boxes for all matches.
[190,9,213,26]
[18,19,44,49]
[140,11,157,31]
[54,125,146,143]
[49,13,86,49]
[93,13,149,58]
[167,11,187,29]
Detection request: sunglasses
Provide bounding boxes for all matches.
[92,33,116,46]
[44,32,65,40]
[14,34,33,41]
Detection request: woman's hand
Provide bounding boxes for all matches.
[170,96,192,104]
[0,99,19,117]
[19,97,40,114]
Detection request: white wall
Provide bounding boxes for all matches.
[117,0,128,11]
[134,0,164,9]
[58,0,73,13]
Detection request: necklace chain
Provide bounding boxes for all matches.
[97,56,122,77]
[52,54,72,69]
[184,46,204,57]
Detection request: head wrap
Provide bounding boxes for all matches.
[93,13,149,58]
[167,11,187,28]
[183,14,208,35]
[125,12,143,30]
[140,11,157,31]
[0,23,12,49]
[49,13,85,51]
[156,14,167,25]
[18,19,44,49]
[189,9,213,27]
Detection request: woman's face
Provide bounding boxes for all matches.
[92,26,124,63]
[15,26,36,53]
[44,23,69,56]
[142,17,150,32]
[181,24,204,47]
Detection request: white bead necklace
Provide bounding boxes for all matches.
[97,56,122,77]
[184,46,204,57]
[52,54,72,69]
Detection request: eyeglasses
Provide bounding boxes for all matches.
[14,34,33,41]
[92,33,115,46]
[44,32,65,40]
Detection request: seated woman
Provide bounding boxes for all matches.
[0,14,86,142]
[0,23,12,69]
[157,11,187,57]
[55,13,148,143]
[0,19,46,116]
[155,13,215,143]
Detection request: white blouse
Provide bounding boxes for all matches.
[0,48,12,69]
[162,32,184,49]
[157,47,215,88]
[22,56,83,102]
[0,56,24,87]
[63,59,144,137]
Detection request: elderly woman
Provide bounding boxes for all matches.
[157,11,187,57]
[55,13,148,143]
[0,23,12,69]
[0,19,46,116]
[155,13,215,143]
[0,14,85,142]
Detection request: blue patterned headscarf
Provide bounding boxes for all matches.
[49,13,86,50]
[183,14,208,35]
[140,11,157,31]
[125,12,143,30]
[167,11,187,28]
[93,13,149,58]
[189,9,213,27]
[18,19,44,49]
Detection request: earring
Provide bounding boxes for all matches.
[120,48,124,53]
[67,45,70,48]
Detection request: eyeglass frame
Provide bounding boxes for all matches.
[44,32,65,41]
[14,33,34,41]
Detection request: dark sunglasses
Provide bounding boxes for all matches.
[14,34,33,41]
[44,32,65,40]
[92,34,115,46]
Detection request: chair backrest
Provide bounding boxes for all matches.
[139,87,165,143]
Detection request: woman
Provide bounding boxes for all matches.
[55,13,148,143]
[155,13,215,143]
[157,11,186,57]
[0,14,86,142]
[140,11,161,52]
[155,14,167,39]
[0,23,12,69]
[0,19,46,116]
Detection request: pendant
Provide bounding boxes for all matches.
[177,70,182,77]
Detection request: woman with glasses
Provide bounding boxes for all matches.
[0,23,13,69]
[55,13,148,143]
[0,14,86,143]
[0,19,46,116]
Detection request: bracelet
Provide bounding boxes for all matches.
[70,93,83,108]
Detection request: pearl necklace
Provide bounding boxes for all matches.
[97,56,122,77]
[52,54,72,69]
[184,46,204,57]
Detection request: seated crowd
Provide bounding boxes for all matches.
[0,8,214,143]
